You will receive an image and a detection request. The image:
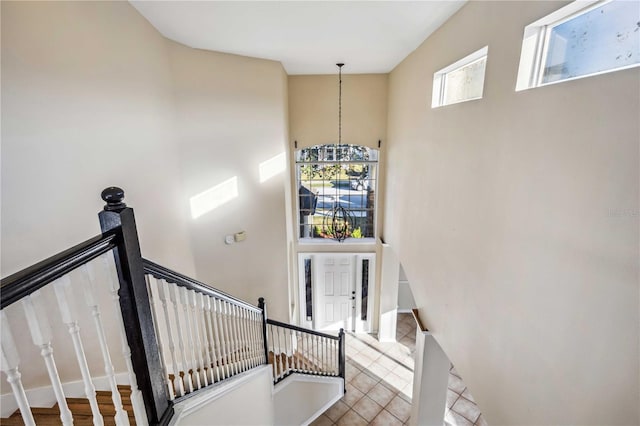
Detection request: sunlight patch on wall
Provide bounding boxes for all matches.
[259,152,286,183]
[190,176,238,219]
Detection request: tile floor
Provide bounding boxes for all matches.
[311,313,417,426]
[444,365,486,426]
[311,313,486,426]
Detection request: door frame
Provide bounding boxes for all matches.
[297,252,376,333]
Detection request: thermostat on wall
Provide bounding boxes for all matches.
[234,231,246,242]
[224,235,235,245]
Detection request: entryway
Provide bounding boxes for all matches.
[298,253,375,333]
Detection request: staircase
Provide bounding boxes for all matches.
[1,386,135,426]
[0,187,345,426]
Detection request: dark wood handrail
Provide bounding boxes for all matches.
[0,232,118,309]
[266,318,341,341]
[142,259,262,314]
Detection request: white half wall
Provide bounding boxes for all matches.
[378,244,400,342]
[173,366,275,426]
[273,374,344,426]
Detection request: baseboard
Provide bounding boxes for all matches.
[0,372,130,417]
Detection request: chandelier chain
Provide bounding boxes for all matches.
[337,63,343,145]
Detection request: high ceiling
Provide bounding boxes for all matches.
[130,1,466,75]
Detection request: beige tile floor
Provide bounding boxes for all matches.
[311,313,486,426]
[311,313,417,426]
[444,365,486,426]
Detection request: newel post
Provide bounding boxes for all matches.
[258,297,269,364]
[98,187,172,425]
[338,328,346,387]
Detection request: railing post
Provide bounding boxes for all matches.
[258,298,269,365]
[338,328,345,391]
[98,187,172,425]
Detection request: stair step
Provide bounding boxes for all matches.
[0,386,136,426]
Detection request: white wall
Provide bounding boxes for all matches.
[175,366,274,426]
[167,42,291,321]
[1,1,196,277]
[273,374,343,426]
[385,1,639,424]
[397,282,416,312]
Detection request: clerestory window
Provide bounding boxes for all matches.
[296,144,378,241]
[516,0,640,90]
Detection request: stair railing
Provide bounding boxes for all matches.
[0,199,149,425]
[1,187,346,426]
[260,296,345,386]
[142,260,266,401]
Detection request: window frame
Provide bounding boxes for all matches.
[516,0,640,91]
[432,46,489,108]
[295,144,379,244]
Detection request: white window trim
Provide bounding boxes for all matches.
[295,145,379,243]
[432,45,489,108]
[515,0,640,91]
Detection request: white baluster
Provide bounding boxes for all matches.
[231,305,246,372]
[240,309,253,369]
[224,301,239,375]
[219,301,234,376]
[101,252,148,425]
[180,287,200,389]
[274,325,280,377]
[199,294,216,384]
[248,310,258,368]
[81,265,130,426]
[1,311,36,426]
[210,298,227,380]
[154,275,184,399]
[249,311,260,367]
[169,284,193,393]
[241,308,251,370]
[102,256,149,425]
[283,328,290,377]
[189,290,207,386]
[22,291,73,426]
[146,277,176,400]
[322,337,327,374]
[259,312,266,364]
[53,276,104,426]
[292,330,298,372]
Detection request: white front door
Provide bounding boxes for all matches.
[314,255,355,331]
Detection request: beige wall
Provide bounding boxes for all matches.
[1,1,196,276]
[385,1,639,425]
[167,42,290,321]
[1,0,291,398]
[0,0,196,396]
[288,74,387,149]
